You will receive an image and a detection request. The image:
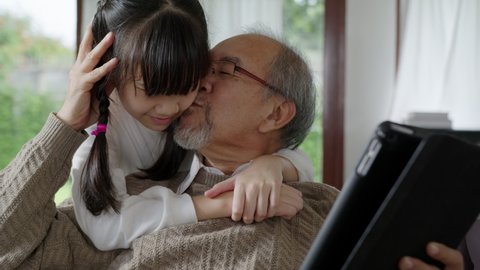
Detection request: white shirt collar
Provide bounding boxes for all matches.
[176,152,251,194]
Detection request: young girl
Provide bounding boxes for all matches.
[71,0,313,251]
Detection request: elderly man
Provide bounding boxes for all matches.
[0,32,464,270]
[173,32,320,222]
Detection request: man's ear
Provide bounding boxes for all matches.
[259,100,296,133]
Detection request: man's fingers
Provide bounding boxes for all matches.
[398,256,436,270]
[205,178,235,198]
[398,242,464,270]
[426,242,463,270]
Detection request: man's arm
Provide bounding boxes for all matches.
[0,114,87,268]
[0,25,119,267]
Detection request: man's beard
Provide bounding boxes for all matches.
[173,104,213,150]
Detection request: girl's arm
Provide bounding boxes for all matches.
[191,184,304,221]
[204,148,313,223]
[71,138,198,251]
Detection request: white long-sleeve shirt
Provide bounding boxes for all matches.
[71,90,314,251]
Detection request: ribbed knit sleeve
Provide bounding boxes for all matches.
[0,113,87,268]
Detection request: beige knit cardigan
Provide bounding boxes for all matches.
[0,114,338,269]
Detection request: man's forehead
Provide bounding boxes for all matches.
[210,34,280,66]
[210,40,247,64]
[211,55,244,66]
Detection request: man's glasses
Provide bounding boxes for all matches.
[211,60,280,92]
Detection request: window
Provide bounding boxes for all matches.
[0,0,76,203]
[284,0,324,181]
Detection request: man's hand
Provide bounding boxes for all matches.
[398,242,464,270]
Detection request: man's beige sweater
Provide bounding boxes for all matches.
[0,114,338,269]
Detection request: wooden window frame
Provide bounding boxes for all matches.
[76,0,83,56]
[323,0,345,189]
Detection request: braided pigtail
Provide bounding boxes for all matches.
[81,90,120,215]
[80,0,119,215]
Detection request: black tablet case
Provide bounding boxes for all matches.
[301,121,480,270]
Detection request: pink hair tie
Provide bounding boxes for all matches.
[91,123,107,136]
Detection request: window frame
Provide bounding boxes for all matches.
[323,0,345,189]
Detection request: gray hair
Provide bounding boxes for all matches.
[250,30,316,149]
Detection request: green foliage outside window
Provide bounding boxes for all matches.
[283,0,325,50]
[0,13,68,164]
[0,13,70,203]
[0,87,60,166]
[283,0,325,181]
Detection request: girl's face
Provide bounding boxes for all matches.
[118,78,198,132]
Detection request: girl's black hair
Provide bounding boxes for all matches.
[82,0,209,216]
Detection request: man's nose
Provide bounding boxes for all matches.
[200,70,215,93]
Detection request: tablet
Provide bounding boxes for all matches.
[301,121,480,269]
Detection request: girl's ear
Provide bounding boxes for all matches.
[258,99,296,133]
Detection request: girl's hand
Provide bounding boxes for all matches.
[204,155,300,224]
[398,242,464,270]
[57,23,118,131]
[194,184,303,222]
